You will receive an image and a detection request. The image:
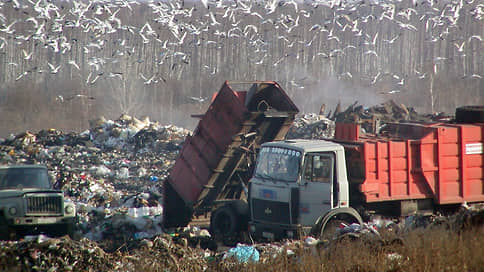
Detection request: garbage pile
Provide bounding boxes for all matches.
[0,235,119,271]
[286,113,335,139]
[285,100,445,140]
[215,206,484,266]
[0,114,190,245]
[400,205,484,233]
[314,205,484,246]
[127,233,214,271]
[0,233,213,272]
[1,206,481,271]
[329,100,451,134]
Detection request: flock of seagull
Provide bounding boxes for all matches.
[0,0,482,99]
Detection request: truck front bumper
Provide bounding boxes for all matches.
[4,216,77,239]
[9,216,76,226]
[248,221,307,240]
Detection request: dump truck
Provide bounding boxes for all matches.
[163,81,299,232]
[248,106,484,240]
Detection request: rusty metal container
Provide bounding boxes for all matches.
[164,81,299,227]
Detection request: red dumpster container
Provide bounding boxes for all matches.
[336,122,484,205]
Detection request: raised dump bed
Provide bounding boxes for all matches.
[164,81,299,227]
[335,121,484,208]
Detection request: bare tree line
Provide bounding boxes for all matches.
[0,0,482,137]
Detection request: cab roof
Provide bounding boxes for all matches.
[261,139,343,153]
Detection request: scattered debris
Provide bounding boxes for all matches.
[223,244,260,263]
[286,100,448,140]
[332,100,451,134]
[286,113,335,139]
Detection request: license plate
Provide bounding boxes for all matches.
[37,218,57,224]
[262,231,274,240]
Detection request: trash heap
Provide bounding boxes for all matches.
[0,235,119,271]
[129,233,214,271]
[329,100,451,134]
[0,233,212,272]
[332,100,421,124]
[285,100,446,140]
[215,206,484,266]
[3,207,480,271]
[401,205,484,233]
[0,114,190,246]
[286,113,335,139]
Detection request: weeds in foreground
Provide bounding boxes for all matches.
[177,226,483,272]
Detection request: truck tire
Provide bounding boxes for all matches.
[229,200,249,232]
[315,207,363,240]
[59,222,75,238]
[210,205,238,236]
[0,216,10,241]
[455,106,484,123]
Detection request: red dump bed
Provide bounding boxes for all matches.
[165,81,299,220]
[336,122,484,205]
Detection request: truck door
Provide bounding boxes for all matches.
[299,153,334,225]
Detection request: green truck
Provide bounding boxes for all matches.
[0,164,76,240]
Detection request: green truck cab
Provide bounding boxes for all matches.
[0,165,76,240]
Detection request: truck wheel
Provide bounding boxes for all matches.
[0,216,10,241]
[64,223,75,238]
[50,223,73,238]
[316,207,363,240]
[210,205,238,237]
[320,216,352,240]
[455,106,484,123]
[229,200,249,232]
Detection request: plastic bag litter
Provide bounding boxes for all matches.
[304,236,319,246]
[224,244,260,263]
[127,206,163,218]
[137,167,147,176]
[116,167,130,179]
[24,234,51,243]
[149,176,159,182]
[90,165,112,177]
[337,222,380,236]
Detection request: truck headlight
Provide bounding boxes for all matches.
[65,205,74,215]
[8,207,17,215]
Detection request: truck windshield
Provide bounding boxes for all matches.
[254,146,301,182]
[0,168,51,189]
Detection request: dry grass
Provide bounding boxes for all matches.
[2,224,482,271]
[199,226,484,272]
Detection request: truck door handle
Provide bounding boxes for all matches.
[322,201,331,205]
